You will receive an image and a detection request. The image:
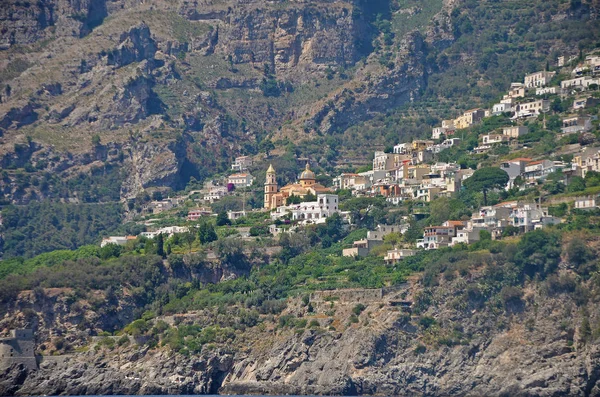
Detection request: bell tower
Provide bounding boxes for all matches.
[264,164,277,209]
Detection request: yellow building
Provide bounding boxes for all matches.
[264,163,332,210]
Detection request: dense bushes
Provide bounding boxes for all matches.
[1,201,123,258]
[0,254,167,306]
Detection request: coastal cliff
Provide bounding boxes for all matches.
[2,273,599,396]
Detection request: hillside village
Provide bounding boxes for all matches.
[100,51,600,265]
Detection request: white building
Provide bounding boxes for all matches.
[141,226,189,239]
[492,102,513,115]
[228,173,254,188]
[509,203,560,232]
[227,210,247,221]
[450,228,482,246]
[284,194,341,224]
[523,160,560,181]
[561,76,599,90]
[573,97,599,110]
[535,87,559,96]
[393,143,411,154]
[470,206,512,229]
[482,134,510,145]
[384,249,416,264]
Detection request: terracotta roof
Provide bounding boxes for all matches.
[229,173,250,178]
[446,221,465,226]
[526,160,544,165]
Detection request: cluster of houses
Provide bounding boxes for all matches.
[341,199,561,263]
[334,158,469,204]
[100,53,600,260]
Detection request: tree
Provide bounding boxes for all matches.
[155,233,165,258]
[91,134,101,147]
[464,167,509,205]
[216,211,231,226]
[286,195,301,205]
[198,221,218,244]
[567,176,586,193]
[384,232,402,248]
[183,230,196,251]
[259,139,275,156]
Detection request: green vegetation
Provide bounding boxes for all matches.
[1,202,124,259]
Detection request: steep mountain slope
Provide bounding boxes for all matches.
[0,0,598,204]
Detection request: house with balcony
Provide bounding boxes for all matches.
[499,158,530,189]
[471,206,512,230]
[417,221,466,250]
[450,228,483,246]
[415,185,443,202]
[393,143,411,154]
[513,99,550,119]
[561,76,599,90]
[535,86,560,96]
[523,160,559,182]
[101,236,137,247]
[333,173,369,191]
[227,210,247,221]
[373,151,397,171]
[562,116,592,134]
[472,145,492,154]
[504,82,528,98]
[368,224,408,240]
[509,203,560,232]
[524,71,555,88]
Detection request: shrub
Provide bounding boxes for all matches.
[352,303,366,316]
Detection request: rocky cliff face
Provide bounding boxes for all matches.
[2,276,599,396]
[0,0,439,204]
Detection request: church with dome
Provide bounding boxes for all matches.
[264,163,332,210]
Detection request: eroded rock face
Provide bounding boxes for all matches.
[120,138,187,199]
[3,287,600,397]
[0,0,109,47]
[213,3,363,77]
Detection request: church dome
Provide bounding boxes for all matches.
[299,163,315,180]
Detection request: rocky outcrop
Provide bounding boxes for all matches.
[0,0,109,48]
[213,3,363,77]
[2,279,600,396]
[106,23,157,68]
[302,31,428,135]
[120,137,187,199]
[0,347,234,396]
